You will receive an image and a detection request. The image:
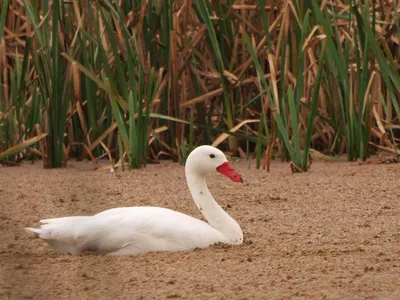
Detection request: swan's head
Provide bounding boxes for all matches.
[186,145,243,182]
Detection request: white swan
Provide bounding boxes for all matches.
[25,145,244,255]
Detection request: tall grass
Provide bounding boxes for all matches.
[0,0,399,170]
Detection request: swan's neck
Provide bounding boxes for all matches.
[185,170,243,244]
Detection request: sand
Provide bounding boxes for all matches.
[0,158,399,300]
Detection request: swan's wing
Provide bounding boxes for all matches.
[78,207,224,254]
[102,208,225,255]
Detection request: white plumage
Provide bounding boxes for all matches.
[25,145,244,255]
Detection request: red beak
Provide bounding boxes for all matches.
[216,162,243,183]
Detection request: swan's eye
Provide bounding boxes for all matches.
[209,154,215,159]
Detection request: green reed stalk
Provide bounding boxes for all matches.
[194,0,235,150]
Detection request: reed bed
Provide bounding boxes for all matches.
[0,0,399,171]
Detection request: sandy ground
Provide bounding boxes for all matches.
[0,157,399,300]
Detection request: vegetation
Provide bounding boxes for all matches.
[0,0,399,171]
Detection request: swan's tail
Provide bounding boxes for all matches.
[25,227,42,235]
[24,216,90,254]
